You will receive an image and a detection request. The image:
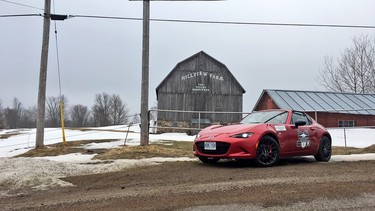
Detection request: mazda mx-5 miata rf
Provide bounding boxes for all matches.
[193,109,332,167]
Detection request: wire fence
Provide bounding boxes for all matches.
[149,109,375,147]
[1,111,374,150]
[326,126,375,148]
[148,109,251,134]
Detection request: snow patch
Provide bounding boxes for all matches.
[0,156,195,196]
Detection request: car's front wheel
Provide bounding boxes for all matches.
[314,136,331,162]
[255,136,280,167]
[198,156,220,164]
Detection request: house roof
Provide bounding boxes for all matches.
[255,89,375,115]
[156,51,246,97]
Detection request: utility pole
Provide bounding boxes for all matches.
[140,0,150,146]
[36,0,51,148]
[131,0,223,146]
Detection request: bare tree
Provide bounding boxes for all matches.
[46,95,68,127]
[20,106,37,128]
[70,104,90,127]
[0,99,6,129]
[318,34,375,93]
[367,40,375,92]
[110,94,130,125]
[4,98,23,129]
[131,113,141,124]
[92,93,131,126]
[92,93,112,126]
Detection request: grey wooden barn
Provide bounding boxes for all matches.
[156,51,246,130]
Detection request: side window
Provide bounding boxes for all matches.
[306,115,313,125]
[291,112,310,125]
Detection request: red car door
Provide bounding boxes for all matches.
[286,112,316,155]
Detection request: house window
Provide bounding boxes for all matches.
[338,120,356,127]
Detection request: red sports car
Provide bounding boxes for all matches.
[193,109,332,167]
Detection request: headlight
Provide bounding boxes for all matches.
[231,132,253,138]
[196,134,202,139]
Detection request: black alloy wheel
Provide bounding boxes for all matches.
[255,136,280,167]
[314,136,332,162]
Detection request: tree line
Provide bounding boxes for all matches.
[0,93,134,129]
[317,34,375,94]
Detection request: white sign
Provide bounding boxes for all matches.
[193,83,210,92]
[181,71,224,81]
[275,125,286,132]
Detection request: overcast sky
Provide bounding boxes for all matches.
[1,0,375,115]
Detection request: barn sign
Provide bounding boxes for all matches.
[181,71,224,81]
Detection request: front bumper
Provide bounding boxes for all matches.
[193,138,258,159]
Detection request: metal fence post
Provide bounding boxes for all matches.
[344,128,347,147]
[198,112,201,129]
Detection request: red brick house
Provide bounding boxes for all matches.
[253,89,375,127]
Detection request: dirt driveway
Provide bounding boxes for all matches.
[2,158,375,210]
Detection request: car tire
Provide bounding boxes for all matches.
[255,136,280,167]
[198,156,220,164]
[314,136,332,162]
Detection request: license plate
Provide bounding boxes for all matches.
[204,142,216,150]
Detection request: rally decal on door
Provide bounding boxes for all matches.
[297,130,310,148]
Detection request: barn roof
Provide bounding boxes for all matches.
[255,89,375,115]
[156,51,246,96]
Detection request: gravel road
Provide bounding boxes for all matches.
[2,158,375,210]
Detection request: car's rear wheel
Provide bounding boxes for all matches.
[314,136,331,162]
[198,156,220,164]
[255,136,280,167]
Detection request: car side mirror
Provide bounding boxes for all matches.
[295,120,307,128]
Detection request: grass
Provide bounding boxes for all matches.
[68,127,136,133]
[16,138,375,160]
[17,139,118,157]
[0,133,17,139]
[0,131,23,139]
[93,141,194,160]
[17,139,195,159]
[333,145,375,155]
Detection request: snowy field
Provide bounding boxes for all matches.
[0,125,195,158]
[1,125,374,158]
[0,126,375,196]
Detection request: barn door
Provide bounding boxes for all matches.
[194,93,206,118]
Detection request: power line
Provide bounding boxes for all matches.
[1,12,375,30]
[52,1,63,100]
[152,18,375,29]
[70,14,375,29]
[0,0,44,11]
[52,0,67,145]
[70,14,140,21]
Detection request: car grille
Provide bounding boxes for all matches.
[195,142,231,155]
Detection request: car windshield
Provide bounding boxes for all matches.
[240,111,288,124]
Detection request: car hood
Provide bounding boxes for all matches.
[198,124,260,137]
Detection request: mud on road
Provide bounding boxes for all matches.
[2,159,375,210]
